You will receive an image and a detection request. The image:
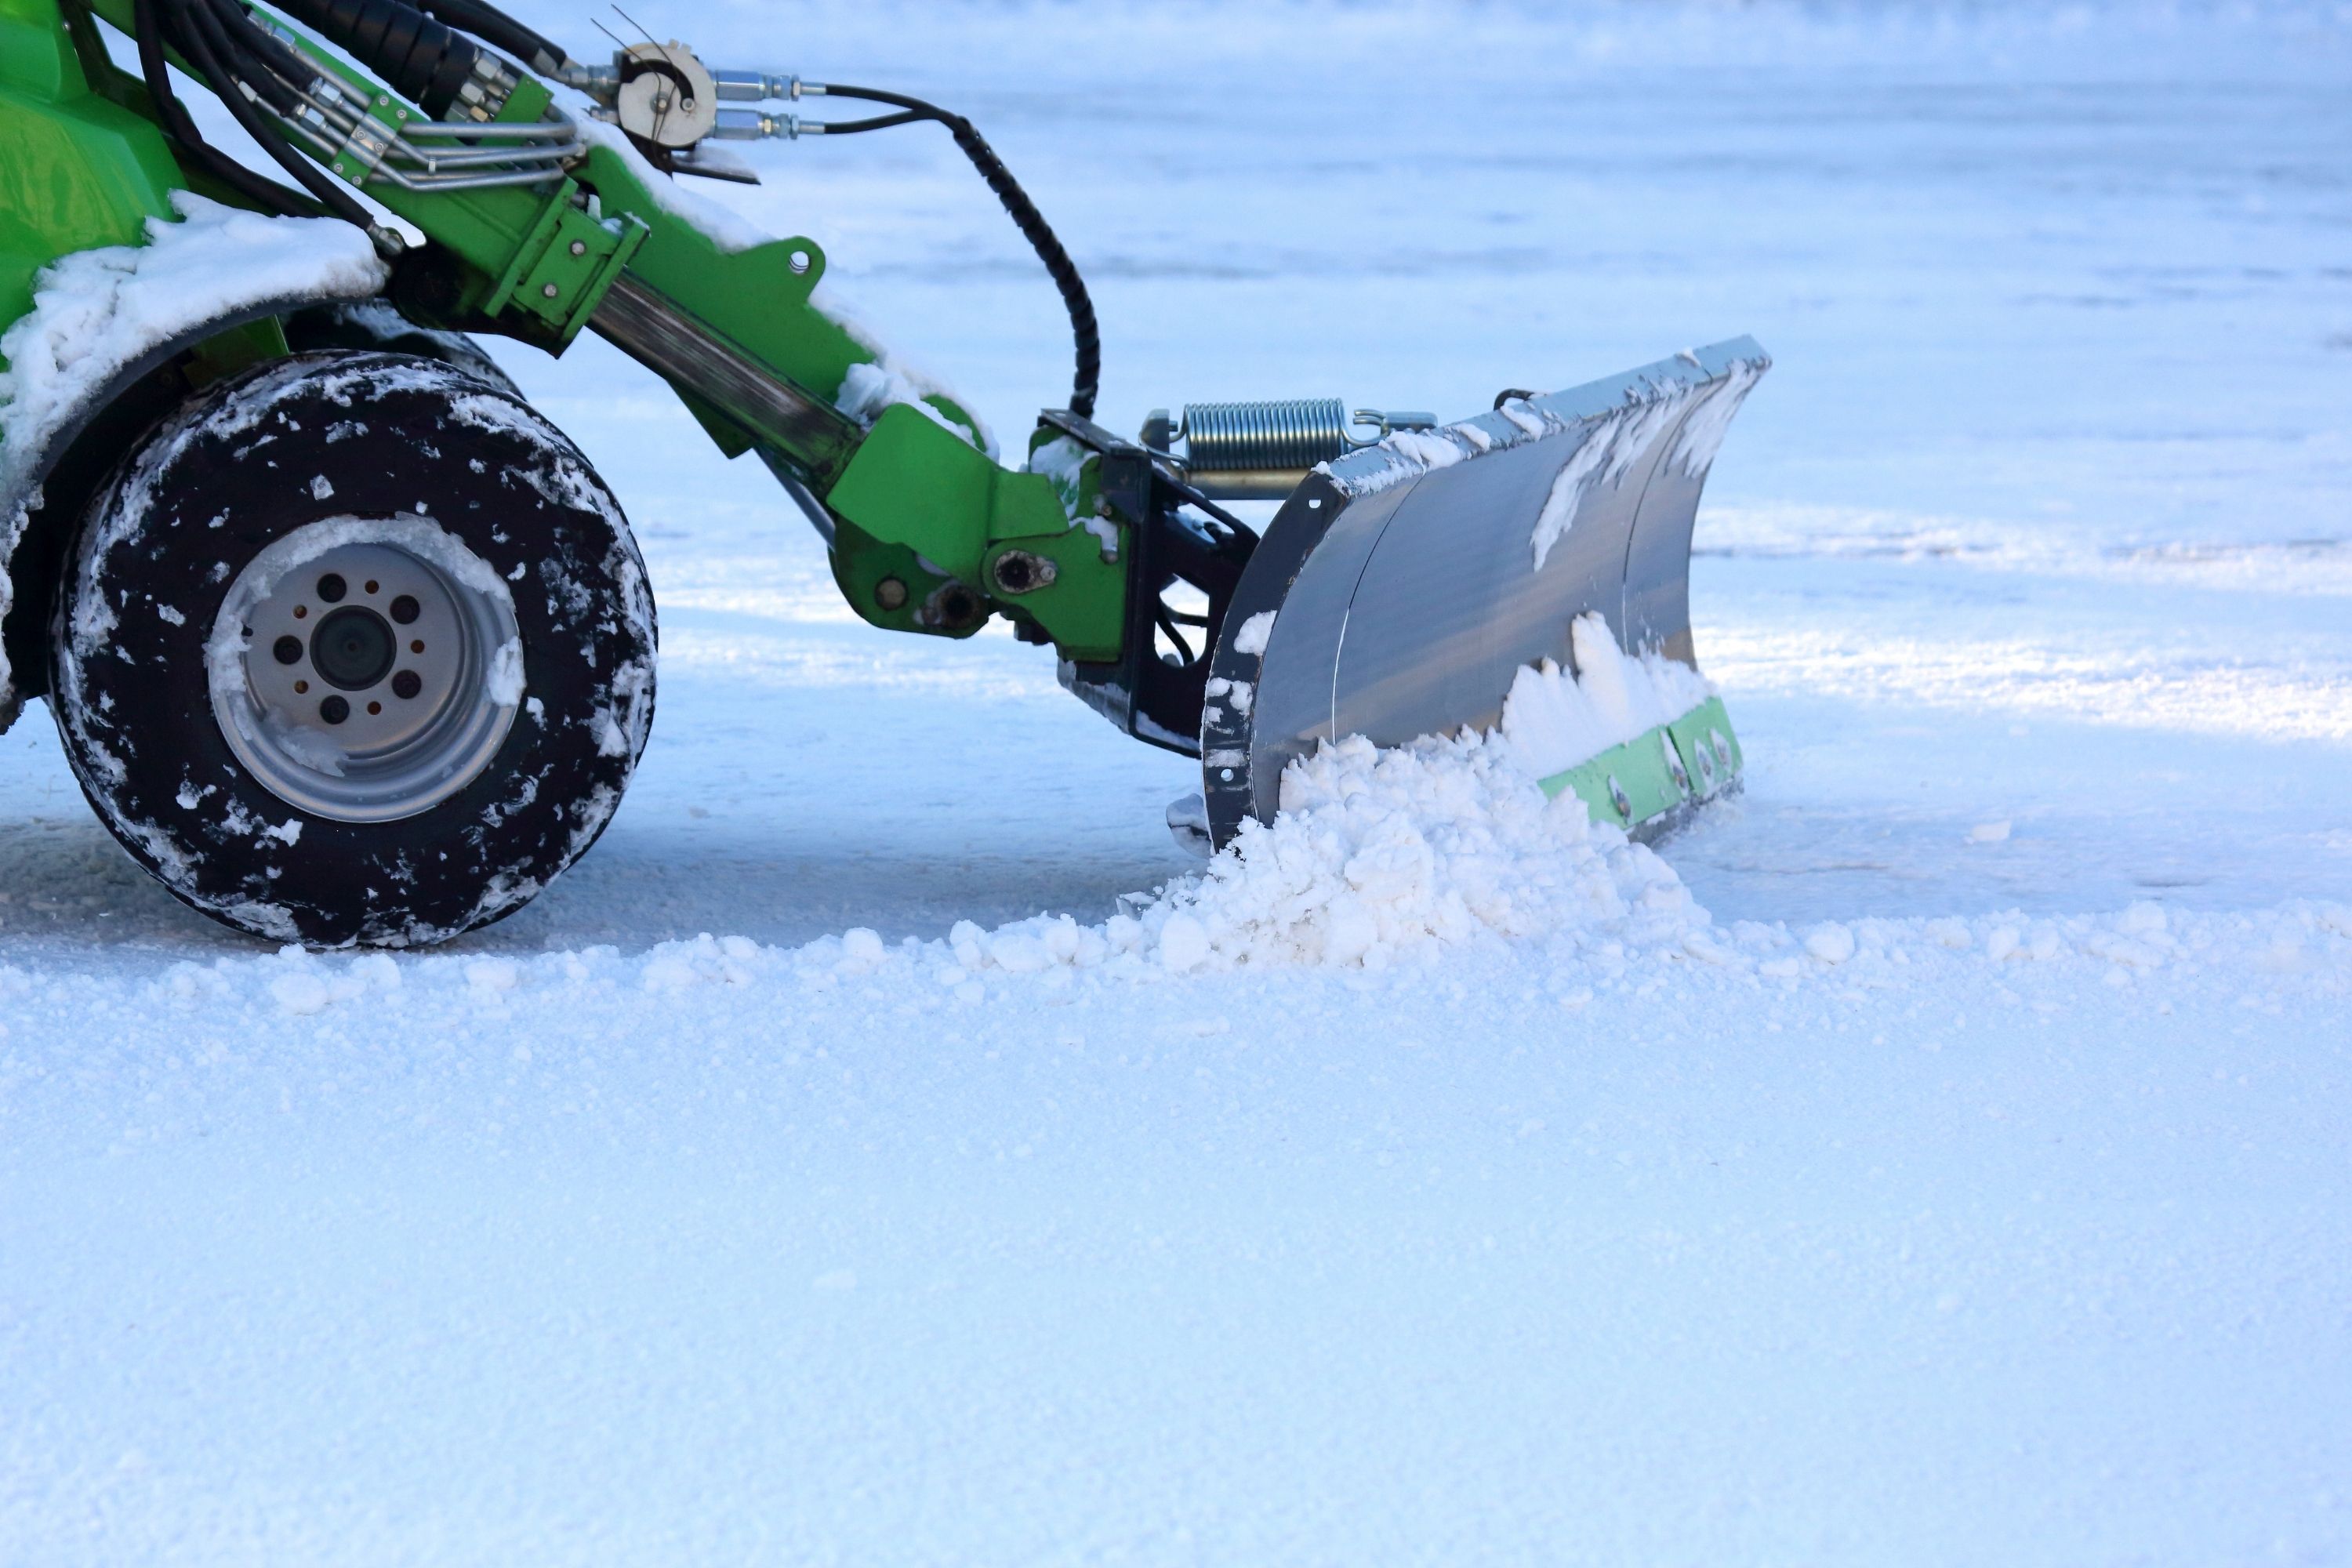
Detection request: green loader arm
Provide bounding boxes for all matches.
[74,0,1127,663]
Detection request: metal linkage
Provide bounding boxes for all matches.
[221,13,580,192]
[263,68,583,191]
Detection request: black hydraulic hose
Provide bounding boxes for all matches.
[815,84,1102,420]
[193,0,304,114]
[267,0,481,120]
[1153,605,1195,666]
[410,0,569,75]
[132,0,323,216]
[162,0,378,230]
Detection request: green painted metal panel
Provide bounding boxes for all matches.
[826,406,1000,582]
[982,528,1123,662]
[0,0,185,358]
[1537,697,1744,833]
[1667,695,1743,800]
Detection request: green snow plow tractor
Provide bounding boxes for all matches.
[0,0,1766,946]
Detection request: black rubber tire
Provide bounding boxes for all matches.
[279,299,523,398]
[49,350,656,948]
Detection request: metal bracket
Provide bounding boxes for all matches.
[481,187,650,343]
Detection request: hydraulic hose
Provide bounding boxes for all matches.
[151,0,379,230]
[132,0,322,217]
[267,0,482,121]
[409,0,570,75]
[811,84,1102,421]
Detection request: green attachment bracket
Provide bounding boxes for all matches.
[981,524,1122,663]
[1539,696,1743,835]
[826,520,981,640]
[480,190,647,343]
[822,405,1127,658]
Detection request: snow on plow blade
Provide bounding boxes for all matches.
[1199,336,1768,848]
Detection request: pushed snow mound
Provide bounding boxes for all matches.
[957,728,1700,977]
[1145,731,1690,971]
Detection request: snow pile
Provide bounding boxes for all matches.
[1499,612,1715,778]
[956,728,1700,978]
[158,885,2352,1024]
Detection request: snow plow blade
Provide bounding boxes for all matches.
[1199,337,1768,848]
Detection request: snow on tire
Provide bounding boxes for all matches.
[49,350,655,947]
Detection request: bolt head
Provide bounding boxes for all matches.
[542,281,561,299]
[873,576,908,612]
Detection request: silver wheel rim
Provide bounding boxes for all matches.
[208,515,523,823]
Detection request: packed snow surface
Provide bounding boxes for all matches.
[7,2,2351,1563]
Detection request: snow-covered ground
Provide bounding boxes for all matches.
[5,2,2350,1561]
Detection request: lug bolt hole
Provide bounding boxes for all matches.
[272,635,303,665]
[318,573,347,603]
[364,579,379,595]
[293,605,307,619]
[367,701,383,716]
[392,670,422,700]
[294,679,310,694]
[390,594,420,625]
[410,639,425,654]
[320,695,350,724]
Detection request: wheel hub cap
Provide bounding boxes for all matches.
[209,517,524,823]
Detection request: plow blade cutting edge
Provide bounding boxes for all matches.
[1198,336,1769,848]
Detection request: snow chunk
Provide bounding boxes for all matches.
[1158,913,1210,972]
[1804,922,1857,964]
[1498,613,1715,779]
[263,947,400,1014]
[466,957,519,993]
[835,360,986,453]
[1669,356,1764,477]
[1496,397,1550,437]
[1029,434,1090,498]
[486,638,525,707]
[1231,611,1276,657]
[815,288,996,459]
[1325,423,1479,496]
